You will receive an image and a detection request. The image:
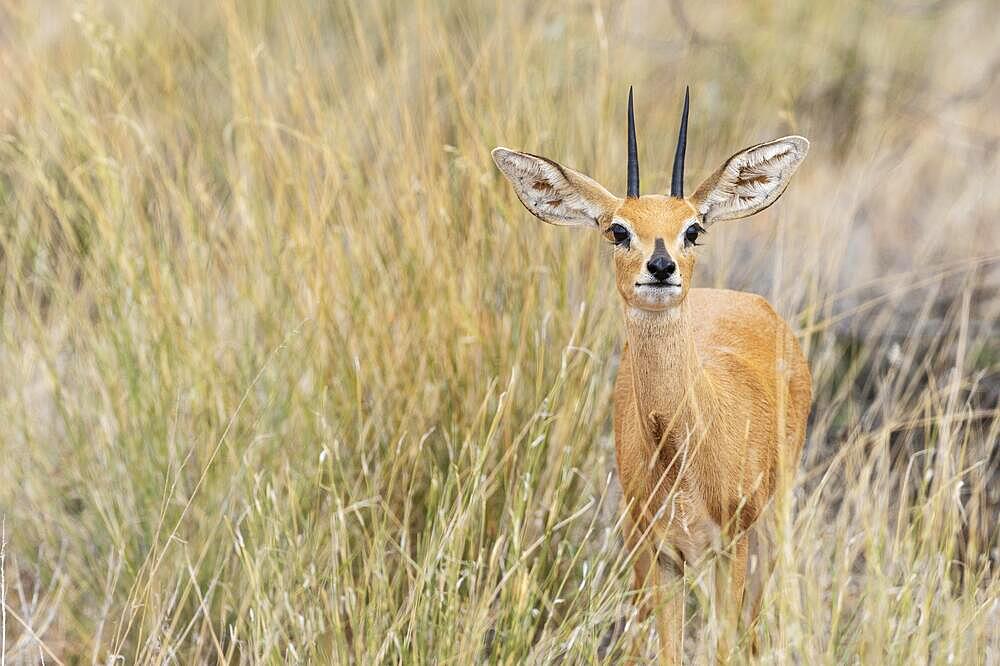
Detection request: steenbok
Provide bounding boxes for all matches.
[492,88,811,663]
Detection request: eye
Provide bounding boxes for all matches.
[684,223,706,247]
[607,223,631,247]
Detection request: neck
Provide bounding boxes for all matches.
[623,300,708,450]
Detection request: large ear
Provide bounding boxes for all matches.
[492,147,619,228]
[691,136,808,226]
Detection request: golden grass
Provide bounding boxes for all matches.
[0,0,997,663]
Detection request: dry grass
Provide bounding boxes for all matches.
[0,0,998,663]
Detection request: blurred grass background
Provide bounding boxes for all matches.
[0,0,997,663]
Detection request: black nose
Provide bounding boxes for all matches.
[646,255,676,281]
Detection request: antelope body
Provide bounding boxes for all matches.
[492,88,811,663]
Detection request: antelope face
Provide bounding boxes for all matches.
[492,88,808,314]
[604,196,704,312]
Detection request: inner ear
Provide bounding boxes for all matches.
[691,136,808,226]
[492,147,619,228]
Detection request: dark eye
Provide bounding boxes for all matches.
[684,223,706,247]
[608,223,630,247]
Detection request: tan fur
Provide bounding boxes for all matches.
[609,197,810,663]
[492,136,811,663]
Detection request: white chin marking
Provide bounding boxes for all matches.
[633,284,682,308]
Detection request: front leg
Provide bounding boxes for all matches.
[621,515,685,665]
[743,518,775,656]
[650,547,686,666]
[714,533,749,663]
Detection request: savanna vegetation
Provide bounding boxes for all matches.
[0,0,997,663]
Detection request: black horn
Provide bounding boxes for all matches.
[627,86,639,198]
[670,86,689,198]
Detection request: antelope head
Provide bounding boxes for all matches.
[492,87,809,313]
